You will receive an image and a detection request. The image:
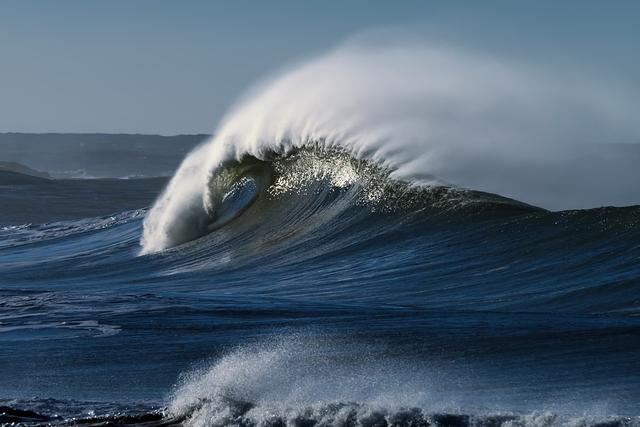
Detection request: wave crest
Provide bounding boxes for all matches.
[141,147,536,254]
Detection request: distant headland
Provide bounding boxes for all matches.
[0,133,209,179]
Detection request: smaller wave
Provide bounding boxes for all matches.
[167,334,637,427]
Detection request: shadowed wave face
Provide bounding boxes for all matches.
[1,40,640,426]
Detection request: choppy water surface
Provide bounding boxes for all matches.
[1,147,639,427]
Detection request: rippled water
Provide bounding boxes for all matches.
[1,150,639,426]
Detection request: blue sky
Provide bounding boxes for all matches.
[1,0,638,134]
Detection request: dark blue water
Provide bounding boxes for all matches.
[1,153,639,427]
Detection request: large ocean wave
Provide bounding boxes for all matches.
[141,41,640,254]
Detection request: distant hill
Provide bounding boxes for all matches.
[0,170,57,186]
[0,161,51,179]
[0,133,209,178]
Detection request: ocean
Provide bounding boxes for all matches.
[2,42,640,427]
[1,146,639,427]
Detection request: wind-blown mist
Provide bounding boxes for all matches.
[141,40,639,254]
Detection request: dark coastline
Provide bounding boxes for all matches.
[0,133,208,179]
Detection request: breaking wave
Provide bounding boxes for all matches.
[141,39,640,254]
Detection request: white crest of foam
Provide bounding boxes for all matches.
[141,39,639,254]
